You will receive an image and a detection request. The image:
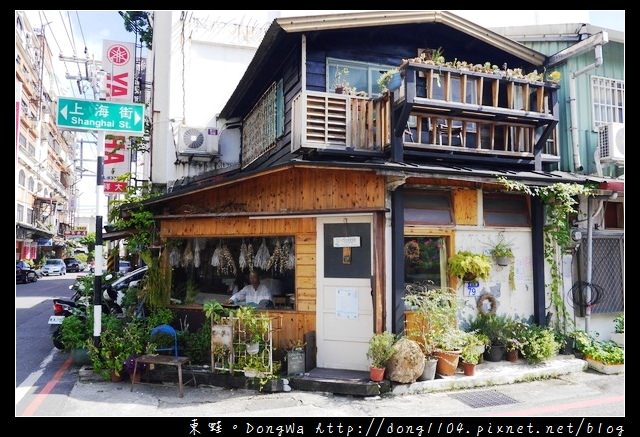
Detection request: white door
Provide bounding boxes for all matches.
[316,216,373,371]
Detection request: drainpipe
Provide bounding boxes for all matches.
[569,44,603,172]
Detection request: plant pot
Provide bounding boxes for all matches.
[110,371,123,382]
[560,342,574,355]
[433,350,460,376]
[418,358,438,381]
[244,368,266,378]
[463,272,478,282]
[495,256,510,267]
[334,86,345,94]
[388,73,402,91]
[484,344,506,362]
[71,348,91,366]
[246,342,260,355]
[369,366,385,382]
[462,362,476,376]
[506,349,519,362]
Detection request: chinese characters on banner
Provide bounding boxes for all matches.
[102,40,135,103]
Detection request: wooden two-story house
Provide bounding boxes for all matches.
[144,11,587,371]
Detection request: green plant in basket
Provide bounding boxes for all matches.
[448,251,491,281]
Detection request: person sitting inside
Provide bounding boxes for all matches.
[228,271,272,308]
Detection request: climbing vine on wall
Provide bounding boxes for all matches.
[497,177,593,331]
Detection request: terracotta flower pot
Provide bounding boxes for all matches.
[433,350,460,376]
[506,349,519,362]
[369,366,385,382]
[110,371,123,382]
[462,362,476,376]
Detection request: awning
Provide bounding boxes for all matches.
[103,229,133,241]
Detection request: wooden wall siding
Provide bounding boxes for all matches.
[452,189,478,225]
[166,168,385,214]
[295,233,316,312]
[406,177,480,189]
[265,310,316,351]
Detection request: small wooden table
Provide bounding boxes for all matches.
[131,355,192,398]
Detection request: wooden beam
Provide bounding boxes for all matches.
[373,211,386,333]
[391,189,405,335]
[531,197,546,326]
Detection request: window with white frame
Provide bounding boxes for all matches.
[28,176,35,192]
[18,170,26,187]
[591,76,624,130]
[327,58,394,96]
[17,204,24,222]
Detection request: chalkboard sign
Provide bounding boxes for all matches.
[287,349,305,376]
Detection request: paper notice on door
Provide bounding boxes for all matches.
[336,288,358,320]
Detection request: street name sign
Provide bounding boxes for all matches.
[57,97,144,136]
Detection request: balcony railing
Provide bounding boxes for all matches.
[292,91,390,153]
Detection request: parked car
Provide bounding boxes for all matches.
[63,257,82,273]
[16,260,38,283]
[42,259,66,276]
[105,266,148,306]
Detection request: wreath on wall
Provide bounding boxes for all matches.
[477,293,498,316]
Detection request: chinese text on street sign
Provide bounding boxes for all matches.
[57,97,144,136]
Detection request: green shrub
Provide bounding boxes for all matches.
[60,315,91,350]
[448,251,491,280]
[182,326,211,365]
[613,314,624,334]
[520,326,559,363]
[367,332,396,368]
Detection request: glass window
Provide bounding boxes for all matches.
[28,176,34,192]
[17,204,24,222]
[27,208,34,224]
[483,193,530,227]
[404,236,448,287]
[19,134,27,147]
[591,76,624,130]
[466,78,478,104]
[327,58,394,97]
[18,170,26,187]
[404,191,453,225]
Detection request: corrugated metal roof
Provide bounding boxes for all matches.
[220,10,547,118]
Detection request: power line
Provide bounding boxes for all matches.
[75,11,87,52]
[41,11,77,98]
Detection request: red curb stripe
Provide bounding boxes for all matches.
[500,395,625,416]
[21,357,73,416]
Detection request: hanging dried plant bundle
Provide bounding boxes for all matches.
[194,238,202,268]
[267,239,288,274]
[246,242,255,272]
[254,238,270,270]
[169,246,181,268]
[211,241,222,267]
[183,240,194,267]
[404,240,420,261]
[239,240,248,271]
[218,245,237,276]
[283,238,295,270]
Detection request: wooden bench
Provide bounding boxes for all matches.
[131,354,193,397]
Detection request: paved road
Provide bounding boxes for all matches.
[15,272,80,415]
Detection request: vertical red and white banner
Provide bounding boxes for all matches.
[104,136,130,193]
[102,40,135,103]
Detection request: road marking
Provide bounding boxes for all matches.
[15,347,57,405]
[501,395,625,416]
[20,356,73,416]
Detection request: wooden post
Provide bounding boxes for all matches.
[373,211,386,333]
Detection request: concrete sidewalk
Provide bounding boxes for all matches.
[53,356,598,416]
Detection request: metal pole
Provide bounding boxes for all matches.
[93,130,105,345]
[585,197,593,333]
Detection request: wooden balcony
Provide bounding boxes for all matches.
[292,91,389,154]
[392,63,560,164]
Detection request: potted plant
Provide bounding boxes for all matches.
[611,314,624,347]
[235,306,269,355]
[124,354,149,383]
[505,319,527,361]
[366,332,396,382]
[242,354,270,378]
[489,240,514,267]
[60,314,92,365]
[460,333,483,376]
[469,314,509,362]
[433,328,466,376]
[519,325,559,364]
[332,66,350,94]
[582,340,624,374]
[378,68,401,93]
[404,283,460,379]
[448,251,491,281]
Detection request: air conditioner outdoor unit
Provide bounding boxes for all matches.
[177,126,219,156]
[598,122,624,163]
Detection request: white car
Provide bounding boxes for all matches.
[42,259,67,276]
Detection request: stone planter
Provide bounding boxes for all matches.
[586,358,624,375]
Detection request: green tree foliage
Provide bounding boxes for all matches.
[119,11,152,49]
